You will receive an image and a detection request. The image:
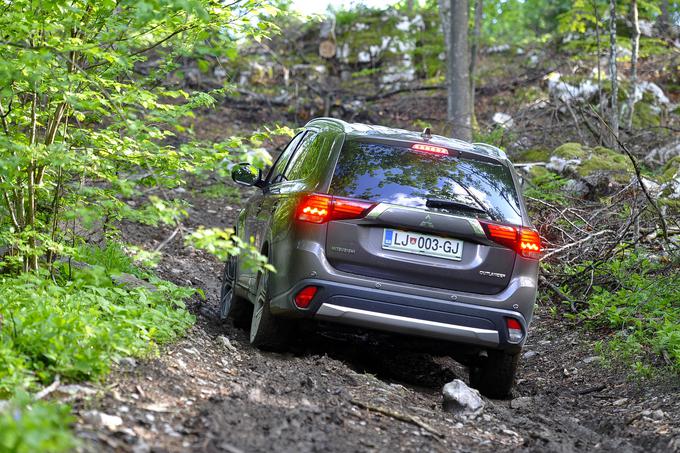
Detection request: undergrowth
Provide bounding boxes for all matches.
[524,151,680,376]
[0,243,195,452]
[566,254,680,374]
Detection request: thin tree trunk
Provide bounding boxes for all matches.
[470,0,483,121]
[659,0,669,34]
[608,0,619,145]
[444,0,472,141]
[591,0,604,144]
[626,0,639,130]
[438,0,451,85]
[26,92,38,271]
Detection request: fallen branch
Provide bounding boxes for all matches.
[154,226,182,253]
[576,384,606,395]
[539,275,578,311]
[350,399,443,438]
[542,229,613,260]
[35,375,61,400]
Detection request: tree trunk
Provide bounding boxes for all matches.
[441,0,472,141]
[626,0,639,130]
[591,0,604,144]
[608,0,619,145]
[470,0,483,121]
[659,0,669,34]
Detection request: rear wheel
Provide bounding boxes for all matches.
[468,350,520,399]
[219,255,251,328]
[249,268,291,351]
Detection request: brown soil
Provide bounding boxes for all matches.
[71,170,679,453]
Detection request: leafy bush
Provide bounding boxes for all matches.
[0,393,76,453]
[0,267,194,395]
[564,254,680,373]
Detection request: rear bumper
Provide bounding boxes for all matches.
[270,278,527,351]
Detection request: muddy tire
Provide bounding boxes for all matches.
[249,269,291,351]
[469,350,519,399]
[219,256,251,328]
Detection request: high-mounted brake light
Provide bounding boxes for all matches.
[479,220,541,259]
[506,318,524,343]
[296,194,376,224]
[411,143,449,155]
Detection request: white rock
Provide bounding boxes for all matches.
[487,44,510,53]
[633,81,670,105]
[82,411,124,430]
[217,335,237,352]
[645,141,680,165]
[118,357,138,370]
[564,179,589,197]
[55,384,97,399]
[492,112,514,128]
[546,156,582,173]
[546,72,598,103]
[652,409,665,420]
[511,397,534,410]
[442,379,485,415]
[638,20,654,37]
[640,178,661,196]
[522,350,538,359]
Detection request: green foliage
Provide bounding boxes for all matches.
[0,267,194,395]
[566,253,680,373]
[198,183,242,201]
[472,126,512,148]
[0,393,76,453]
[515,148,551,163]
[186,227,274,273]
[523,168,568,205]
[483,0,571,46]
[0,0,280,272]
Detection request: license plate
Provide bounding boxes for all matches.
[382,229,463,261]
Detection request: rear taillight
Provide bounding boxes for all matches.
[519,228,541,259]
[297,194,331,223]
[479,220,541,259]
[294,286,318,308]
[506,318,524,343]
[296,194,375,224]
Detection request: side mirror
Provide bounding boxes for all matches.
[231,163,263,187]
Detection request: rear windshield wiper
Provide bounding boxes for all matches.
[426,197,495,220]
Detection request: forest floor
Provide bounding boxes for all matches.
[69,104,679,452]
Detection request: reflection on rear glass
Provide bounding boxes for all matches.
[329,141,522,225]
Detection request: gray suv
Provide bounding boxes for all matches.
[221,118,540,398]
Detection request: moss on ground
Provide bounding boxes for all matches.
[632,102,661,129]
[516,148,551,162]
[552,143,633,182]
[660,156,680,183]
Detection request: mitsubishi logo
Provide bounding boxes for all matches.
[419,214,435,228]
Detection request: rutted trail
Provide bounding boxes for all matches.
[73,181,679,453]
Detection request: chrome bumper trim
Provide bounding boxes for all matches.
[315,303,499,346]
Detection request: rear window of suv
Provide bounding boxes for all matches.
[329,140,522,225]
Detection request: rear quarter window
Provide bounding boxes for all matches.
[329,140,522,225]
[285,131,336,183]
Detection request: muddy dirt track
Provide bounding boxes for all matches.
[70,180,679,453]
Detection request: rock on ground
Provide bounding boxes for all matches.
[442,379,485,416]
